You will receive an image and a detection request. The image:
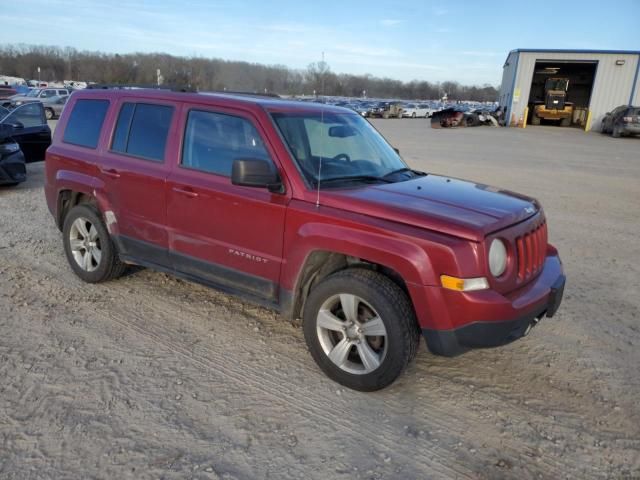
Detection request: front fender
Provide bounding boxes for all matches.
[281,221,435,291]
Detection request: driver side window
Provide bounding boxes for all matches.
[181,110,272,177]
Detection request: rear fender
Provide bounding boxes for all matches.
[54,170,118,234]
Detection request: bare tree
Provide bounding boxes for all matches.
[0,44,498,101]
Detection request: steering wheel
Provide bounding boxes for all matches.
[332,153,351,162]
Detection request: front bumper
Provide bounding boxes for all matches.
[419,252,565,356]
[0,150,27,185]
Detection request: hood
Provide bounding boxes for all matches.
[320,174,539,241]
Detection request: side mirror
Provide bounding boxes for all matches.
[232,158,283,193]
[7,122,24,130]
[393,147,400,155]
[605,112,611,115]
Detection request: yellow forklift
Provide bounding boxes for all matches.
[530,77,573,126]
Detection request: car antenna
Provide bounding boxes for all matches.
[315,105,325,207]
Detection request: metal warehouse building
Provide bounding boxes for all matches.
[499,49,640,131]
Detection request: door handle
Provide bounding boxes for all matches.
[100,168,121,179]
[172,186,199,198]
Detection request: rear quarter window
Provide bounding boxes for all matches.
[63,99,110,149]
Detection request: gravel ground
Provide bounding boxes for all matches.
[1,120,638,479]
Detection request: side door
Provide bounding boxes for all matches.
[98,99,178,266]
[166,106,290,302]
[0,102,51,161]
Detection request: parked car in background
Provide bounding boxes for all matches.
[0,102,51,185]
[369,102,403,118]
[601,105,640,138]
[38,95,69,120]
[402,103,434,118]
[348,103,370,117]
[0,102,51,163]
[3,87,71,108]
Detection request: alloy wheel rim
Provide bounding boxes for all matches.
[69,217,102,272]
[316,294,387,375]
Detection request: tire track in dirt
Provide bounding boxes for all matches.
[2,228,630,479]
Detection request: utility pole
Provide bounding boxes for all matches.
[321,51,325,96]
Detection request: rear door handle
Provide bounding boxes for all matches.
[172,186,199,198]
[100,168,121,179]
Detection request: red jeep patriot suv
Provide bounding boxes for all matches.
[45,89,565,391]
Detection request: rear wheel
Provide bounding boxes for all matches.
[62,204,126,283]
[303,268,420,391]
[45,108,54,120]
[411,112,416,118]
[531,114,541,125]
[560,116,571,127]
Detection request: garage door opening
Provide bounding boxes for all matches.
[527,61,597,127]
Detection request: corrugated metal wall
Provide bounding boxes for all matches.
[506,51,640,131]
[632,61,640,105]
[499,52,518,109]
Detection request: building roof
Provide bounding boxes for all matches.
[509,48,640,56]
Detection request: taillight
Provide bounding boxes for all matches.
[623,116,632,123]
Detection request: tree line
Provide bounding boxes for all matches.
[0,44,499,101]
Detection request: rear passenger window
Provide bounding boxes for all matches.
[181,110,270,176]
[111,103,173,162]
[63,99,109,149]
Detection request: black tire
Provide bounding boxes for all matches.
[303,268,420,391]
[464,113,480,127]
[560,116,571,127]
[412,112,416,118]
[45,108,54,120]
[0,182,19,187]
[612,125,621,138]
[62,204,126,283]
[531,114,541,125]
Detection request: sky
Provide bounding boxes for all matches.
[1,0,638,85]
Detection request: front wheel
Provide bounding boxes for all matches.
[303,268,420,391]
[45,108,54,120]
[62,204,126,283]
[612,125,622,138]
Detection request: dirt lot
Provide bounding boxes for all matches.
[1,121,639,479]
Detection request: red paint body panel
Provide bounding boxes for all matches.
[45,89,565,342]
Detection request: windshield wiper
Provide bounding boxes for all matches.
[314,175,393,186]
[381,168,426,180]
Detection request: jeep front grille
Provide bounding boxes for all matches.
[516,222,547,282]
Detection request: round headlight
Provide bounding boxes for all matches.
[489,239,507,277]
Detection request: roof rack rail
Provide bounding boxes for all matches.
[211,90,281,99]
[84,85,281,99]
[85,84,197,92]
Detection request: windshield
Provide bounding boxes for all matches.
[545,78,568,91]
[26,89,42,97]
[271,111,408,186]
